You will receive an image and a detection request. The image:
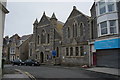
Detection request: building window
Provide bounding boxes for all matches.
[68,27,70,38]
[100,21,108,35]
[73,23,77,37]
[108,1,115,12]
[47,55,49,60]
[30,49,32,56]
[56,47,59,57]
[36,55,37,59]
[99,20,117,36]
[70,47,73,56]
[66,48,69,56]
[75,23,77,37]
[73,24,75,37]
[109,20,116,34]
[37,35,40,44]
[80,23,83,36]
[75,47,79,56]
[41,30,46,44]
[99,0,106,14]
[47,34,50,43]
[80,46,84,56]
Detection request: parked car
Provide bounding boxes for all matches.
[12,59,24,66]
[24,59,40,66]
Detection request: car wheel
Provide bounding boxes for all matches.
[32,64,34,66]
[19,63,21,66]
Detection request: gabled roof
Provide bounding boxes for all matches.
[64,6,90,27]
[38,12,51,26]
[20,34,31,41]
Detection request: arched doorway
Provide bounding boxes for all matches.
[40,52,44,63]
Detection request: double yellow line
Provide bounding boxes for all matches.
[15,69,36,80]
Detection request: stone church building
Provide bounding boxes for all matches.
[31,12,63,65]
[61,6,91,66]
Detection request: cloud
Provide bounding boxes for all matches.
[6,0,93,2]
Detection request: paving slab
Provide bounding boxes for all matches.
[86,67,120,76]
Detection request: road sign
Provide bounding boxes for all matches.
[52,50,56,56]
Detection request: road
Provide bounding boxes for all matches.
[4,65,119,80]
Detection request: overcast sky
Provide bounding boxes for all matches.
[4,1,94,37]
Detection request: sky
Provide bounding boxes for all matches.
[4,0,94,37]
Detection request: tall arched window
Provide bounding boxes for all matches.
[47,34,50,43]
[75,23,77,37]
[73,22,77,37]
[56,47,59,57]
[80,23,83,36]
[41,30,46,44]
[68,27,70,38]
[37,35,40,44]
[70,47,73,56]
[73,24,75,37]
[66,47,69,56]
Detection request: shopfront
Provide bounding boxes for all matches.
[94,38,120,68]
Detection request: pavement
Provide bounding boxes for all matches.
[86,67,120,76]
[2,65,31,80]
[52,65,120,76]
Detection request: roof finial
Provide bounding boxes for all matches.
[43,11,46,15]
[73,6,76,9]
[33,18,38,25]
[51,12,57,20]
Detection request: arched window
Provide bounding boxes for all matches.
[73,22,77,37]
[47,34,50,43]
[73,24,75,37]
[56,47,59,57]
[70,47,73,56]
[75,47,79,56]
[41,30,46,44]
[37,35,40,44]
[68,27,70,38]
[75,23,77,37]
[80,23,83,36]
[66,48,69,56]
[80,46,84,56]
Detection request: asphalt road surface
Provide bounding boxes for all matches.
[4,65,119,80]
